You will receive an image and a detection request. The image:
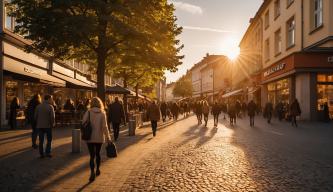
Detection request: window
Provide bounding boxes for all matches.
[275,29,282,55]
[5,0,15,31]
[264,11,270,29]
[265,38,270,61]
[287,0,294,7]
[313,0,323,29]
[274,0,281,19]
[286,17,295,48]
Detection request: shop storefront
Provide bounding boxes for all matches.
[262,52,333,120]
[317,74,333,119]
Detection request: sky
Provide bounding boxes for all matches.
[165,0,263,83]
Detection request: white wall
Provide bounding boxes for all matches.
[295,73,311,120]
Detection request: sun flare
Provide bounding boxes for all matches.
[219,36,240,60]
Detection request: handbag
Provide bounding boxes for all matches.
[81,111,92,140]
[105,142,117,158]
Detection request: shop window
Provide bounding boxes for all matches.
[267,78,290,106]
[5,80,18,119]
[23,83,47,107]
[317,85,333,118]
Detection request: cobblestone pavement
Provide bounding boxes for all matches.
[120,117,333,192]
[1,115,333,191]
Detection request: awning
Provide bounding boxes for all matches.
[126,90,145,99]
[4,56,65,87]
[53,72,95,89]
[106,85,130,94]
[222,89,243,98]
[248,87,261,94]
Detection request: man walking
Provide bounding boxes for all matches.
[264,101,274,124]
[211,102,220,127]
[27,94,41,149]
[247,100,257,127]
[147,101,161,137]
[35,95,55,158]
[290,99,301,127]
[160,101,168,122]
[108,97,125,141]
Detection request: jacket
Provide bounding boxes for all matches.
[83,107,111,143]
[290,101,301,116]
[147,103,161,121]
[34,101,55,129]
[108,101,125,123]
[247,101,257,116]
[211,104,220,115]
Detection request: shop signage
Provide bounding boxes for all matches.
[24,67,41,76]
[263,63,286,77]
[328,56,333,63]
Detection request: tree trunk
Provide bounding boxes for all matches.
[97,52,106,103]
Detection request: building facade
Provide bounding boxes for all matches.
[242,0,333,120]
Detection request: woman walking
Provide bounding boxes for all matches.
[82,97,111,182]
[27,94,42,149]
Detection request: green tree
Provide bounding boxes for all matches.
[173,76,192,98]
[9,0,183,102]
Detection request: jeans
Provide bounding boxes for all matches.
[112,122,120,141]
[213,114,219,125]
[87,143,102,172]
[38,128,52,155]
[31,123,38,146]
[151,120,157,136]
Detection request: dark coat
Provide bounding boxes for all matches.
[160,102,167,115]
[147,103,161,121]
[27,98,41,125]
[247,101,257,116]
[211,104,220,115]
[34,101,55,129]
[108,101,125,123]
[290,100,301,116]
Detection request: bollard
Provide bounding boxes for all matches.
[72,129,81,153]
[128,119,136,136]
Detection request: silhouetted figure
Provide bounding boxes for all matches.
[211,102,221,127]
[275,101,284,121]
[247,100,257,127]
[228,102,237,125]
[147,101,161,137]
[9,97,20,130]
[160,102,168,122]
[323,102,330,122]
[290,99,301,127]
[264,101,274,124]
[195,101,203,125]
[202,101,210,127]
[108,97,125,141]
[27,94,42,149]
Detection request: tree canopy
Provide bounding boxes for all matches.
[173,75,192,98]
[9,0,183,101]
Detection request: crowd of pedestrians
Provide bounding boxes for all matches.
[7,92,329,183]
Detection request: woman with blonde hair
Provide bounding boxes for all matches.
[82,97,111,182]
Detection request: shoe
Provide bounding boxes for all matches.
[89,172,96,182]
[96,169,101,176]
[46,154,52,158]
[40,154,45,159]
[32,144,38,149]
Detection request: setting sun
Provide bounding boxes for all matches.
[219,36,240,60]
